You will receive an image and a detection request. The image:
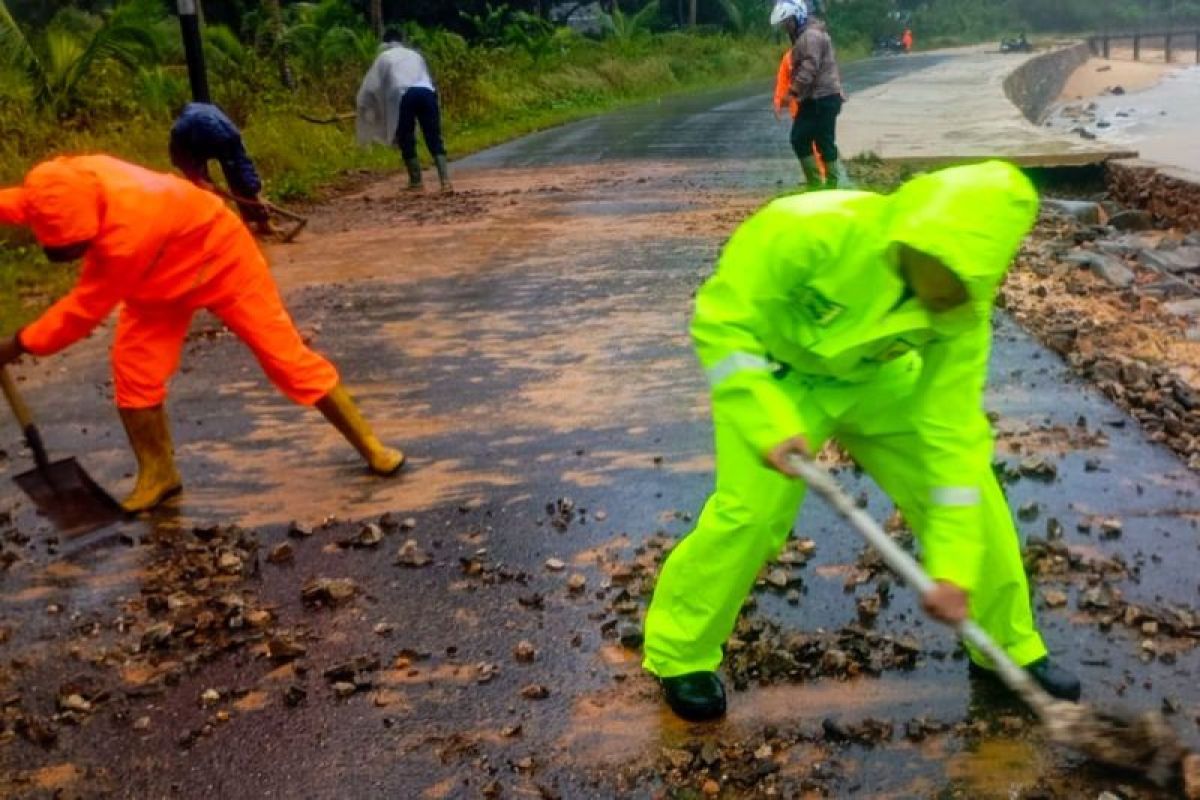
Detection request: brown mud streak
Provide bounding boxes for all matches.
[163,161,761,528]
[560,677,943,767]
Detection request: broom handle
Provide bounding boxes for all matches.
[0,367,52,473]
[787,456,1057,719]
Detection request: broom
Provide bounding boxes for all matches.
[787,456,1200,796]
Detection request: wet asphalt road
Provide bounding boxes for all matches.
[0,55,1198,798]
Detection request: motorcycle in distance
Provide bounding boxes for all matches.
[873,34,906,56]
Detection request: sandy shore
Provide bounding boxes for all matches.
[1059,56,1179,101]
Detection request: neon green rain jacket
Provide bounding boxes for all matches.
[692,161,1039,588]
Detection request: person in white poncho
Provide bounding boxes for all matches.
[356,31,452,191]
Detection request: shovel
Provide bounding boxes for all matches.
[787,456,1200,797]
[1,367,123,536]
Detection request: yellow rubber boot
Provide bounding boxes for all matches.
[118,406,183,513]
[316,384,406,476]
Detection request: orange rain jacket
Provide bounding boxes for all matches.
[774,50,801,120]
[0,155,337,408]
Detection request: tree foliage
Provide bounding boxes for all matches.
[3,0,1197,130]
[0,0,163,115]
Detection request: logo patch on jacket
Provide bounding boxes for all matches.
[794,287,845,327]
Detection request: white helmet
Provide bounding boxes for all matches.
[770,0,808,27]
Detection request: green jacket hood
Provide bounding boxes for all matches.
[887,160,1038,307]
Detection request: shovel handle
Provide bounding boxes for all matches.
[0,367,34,429]
[0,367,51,473]
[786,455,1057,718]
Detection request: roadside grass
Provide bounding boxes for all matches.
[0,33,782,335]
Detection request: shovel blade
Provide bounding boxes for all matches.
[13,458,124,537]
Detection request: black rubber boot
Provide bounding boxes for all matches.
[1025,658,1082,701]
[661,671,727,722]
[969,657,1081,702]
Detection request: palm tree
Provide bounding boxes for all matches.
[283,0,378,80]
[0,0,162,116]
[260,0,295,88]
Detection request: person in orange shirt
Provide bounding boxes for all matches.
[0,155,405,512]
[902,27,914,53]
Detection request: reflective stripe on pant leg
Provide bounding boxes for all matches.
[839,425,1047,668]
[206,240,339,406]
[643,415,808,677]
[112,303,194,409]
[961,474,1047,667]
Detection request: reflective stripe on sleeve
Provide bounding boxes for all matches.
[705,353,774,388]
[930,486,981,507]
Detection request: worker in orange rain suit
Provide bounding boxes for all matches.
[902,28,915,53]
[642,161,1082,722]
[0,155,405,513]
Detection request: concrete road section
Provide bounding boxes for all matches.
[0,54,1195,799]
[840,46,1138,167]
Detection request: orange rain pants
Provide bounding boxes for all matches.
[2,155,337,409]
[774,51,826,178]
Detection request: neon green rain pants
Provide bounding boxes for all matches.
[642,355,1048,678]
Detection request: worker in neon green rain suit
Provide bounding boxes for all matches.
[643,160,1081,722]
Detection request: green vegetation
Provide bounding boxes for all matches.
[897,0,1200,41]
[0,0,788,332]
[0,0,785,191]
[3,0,1195,332]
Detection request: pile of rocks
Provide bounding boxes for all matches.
[1004,200,1200,469]
[1109,161,1200,233]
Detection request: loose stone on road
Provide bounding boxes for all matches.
[0,54,1197,799]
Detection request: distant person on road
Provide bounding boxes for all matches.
[771,1,826,183]
[902,27,914,53]
[641,161,1082,723]
[356,31,452,192]
[169,102,277,238]
[0,155,405,513]
[785,2,853,189]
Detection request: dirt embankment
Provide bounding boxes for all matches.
[1109,160,1200,233]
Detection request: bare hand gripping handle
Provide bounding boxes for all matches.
[786,456,1056,719]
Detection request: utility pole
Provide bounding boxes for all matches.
[688,0,697,27]
[176,0,210,103]
[370,0,384,38]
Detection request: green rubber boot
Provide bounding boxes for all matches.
[800,156,825,190]
[404,157,423,190]
[434,155,453,192]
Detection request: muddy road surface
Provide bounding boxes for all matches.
[1,57,1198,799]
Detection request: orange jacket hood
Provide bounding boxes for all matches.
[20,158,103,248]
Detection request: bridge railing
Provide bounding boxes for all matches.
[1089,30,1200,63]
